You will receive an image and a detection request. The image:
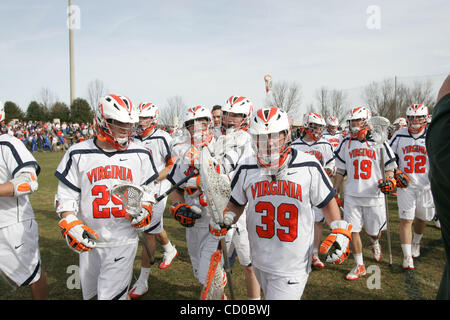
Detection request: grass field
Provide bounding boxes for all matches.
[0,151,445,300]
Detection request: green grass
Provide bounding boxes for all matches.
[0,151,445,300]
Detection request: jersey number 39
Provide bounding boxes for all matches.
[255,201,298,242]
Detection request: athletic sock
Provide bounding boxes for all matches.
[412,233,423,245]
[401,244,412,257]
[162,241,174,253]
[354,253,364,266]
[138,267,151,283]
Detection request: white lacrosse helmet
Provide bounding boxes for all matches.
[94,94,138,151]
[406,104,428,134]
[303,112,326,141]
[249,107,292,171]
[0,100,4,122]
[393,117,407,129]
[183,105,214,148]
[222,96,253,132]
[348,106,372,139]
[137,102,159,137]
[326,115,339,126]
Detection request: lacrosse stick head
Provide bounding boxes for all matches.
[110,183,144,217]
[264,74,273,93]
[368,116,390,147]
[199,147,231,225]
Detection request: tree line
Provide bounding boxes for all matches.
[2,77,438,126]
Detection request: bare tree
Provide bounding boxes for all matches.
[37,87,57,109]
[266,81,302,118]
[87,79,107,111]
[159,95,187,127]
[363,78,436,122]
[315,87,347,122]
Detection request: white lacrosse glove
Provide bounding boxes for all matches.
[125,202,153,232]
[58,214,99,253]
[208,211,236,241]
[184,175,202,197]
[320,220,352,264]
[10,171,38,197]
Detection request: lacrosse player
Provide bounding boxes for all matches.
[322,115,341,150]
[393,117,407,132]
[291,113,336,269]
[128,102,178,299]
[55,94,157,300]
[333,106,397,280]
[389,104,433,270]
[212,105,222,139]
[217,107,351,300]
[167,106,223,298]
[0,101,48,299]
[210,96,261,300]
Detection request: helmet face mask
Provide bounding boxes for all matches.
[183,106,213,148]
[137,103,158,137]
[221,96,253,133]
[249,107,292,173]
[95,94,137,151]
[303,113,325,141]
[348,107,371,139]
[406,104,428,134]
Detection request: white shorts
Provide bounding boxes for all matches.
[0,219,42,286]
[343,196,387,236]
[397,188,435,221]
[144,197,167,235]
[253,267,309,300]
[225,214,251,267]
[79,242,138,300]
[186,226,219,285]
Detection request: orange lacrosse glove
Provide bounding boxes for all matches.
[378,177,396,194]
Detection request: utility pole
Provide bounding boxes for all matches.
[394,76,397,120]
[68,0,75,106]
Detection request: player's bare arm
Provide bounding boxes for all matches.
[224,200,246,225]
[156,156,177,181]
[0,181,14,197]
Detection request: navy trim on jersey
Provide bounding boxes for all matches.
[166,163,188,191]
[137,133,172,159]
[0,141,41,176]
[292,139,336,165]
[54,146,158,192]
[144,221,161,234]
[21,260,40,287]
[230,164,259,190]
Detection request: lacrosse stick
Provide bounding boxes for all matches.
[368,116,393,266]
[110,184,155,265]
[110,170,200,265]
[199,146,235,300]
[264,74,273,107]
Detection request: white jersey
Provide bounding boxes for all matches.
[55,138,159,247]
[134,129,173,194]
[322,129,341,150]
[213,130,254,173]
[389,127,429,190]
[230,148,335,276]
[0,134,40,228]
[291,136,335,172]
[334,136,397,200]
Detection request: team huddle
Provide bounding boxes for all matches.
[0,95,434,300]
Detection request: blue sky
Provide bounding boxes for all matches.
[0,0,448,121]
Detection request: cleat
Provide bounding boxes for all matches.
[346,264,366,281]
[371,242,382,262]
[312,255,325,269]
[412,243,421,258]
[129,280,148,300]
[402,256,414,270]
[159,247,178,269]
